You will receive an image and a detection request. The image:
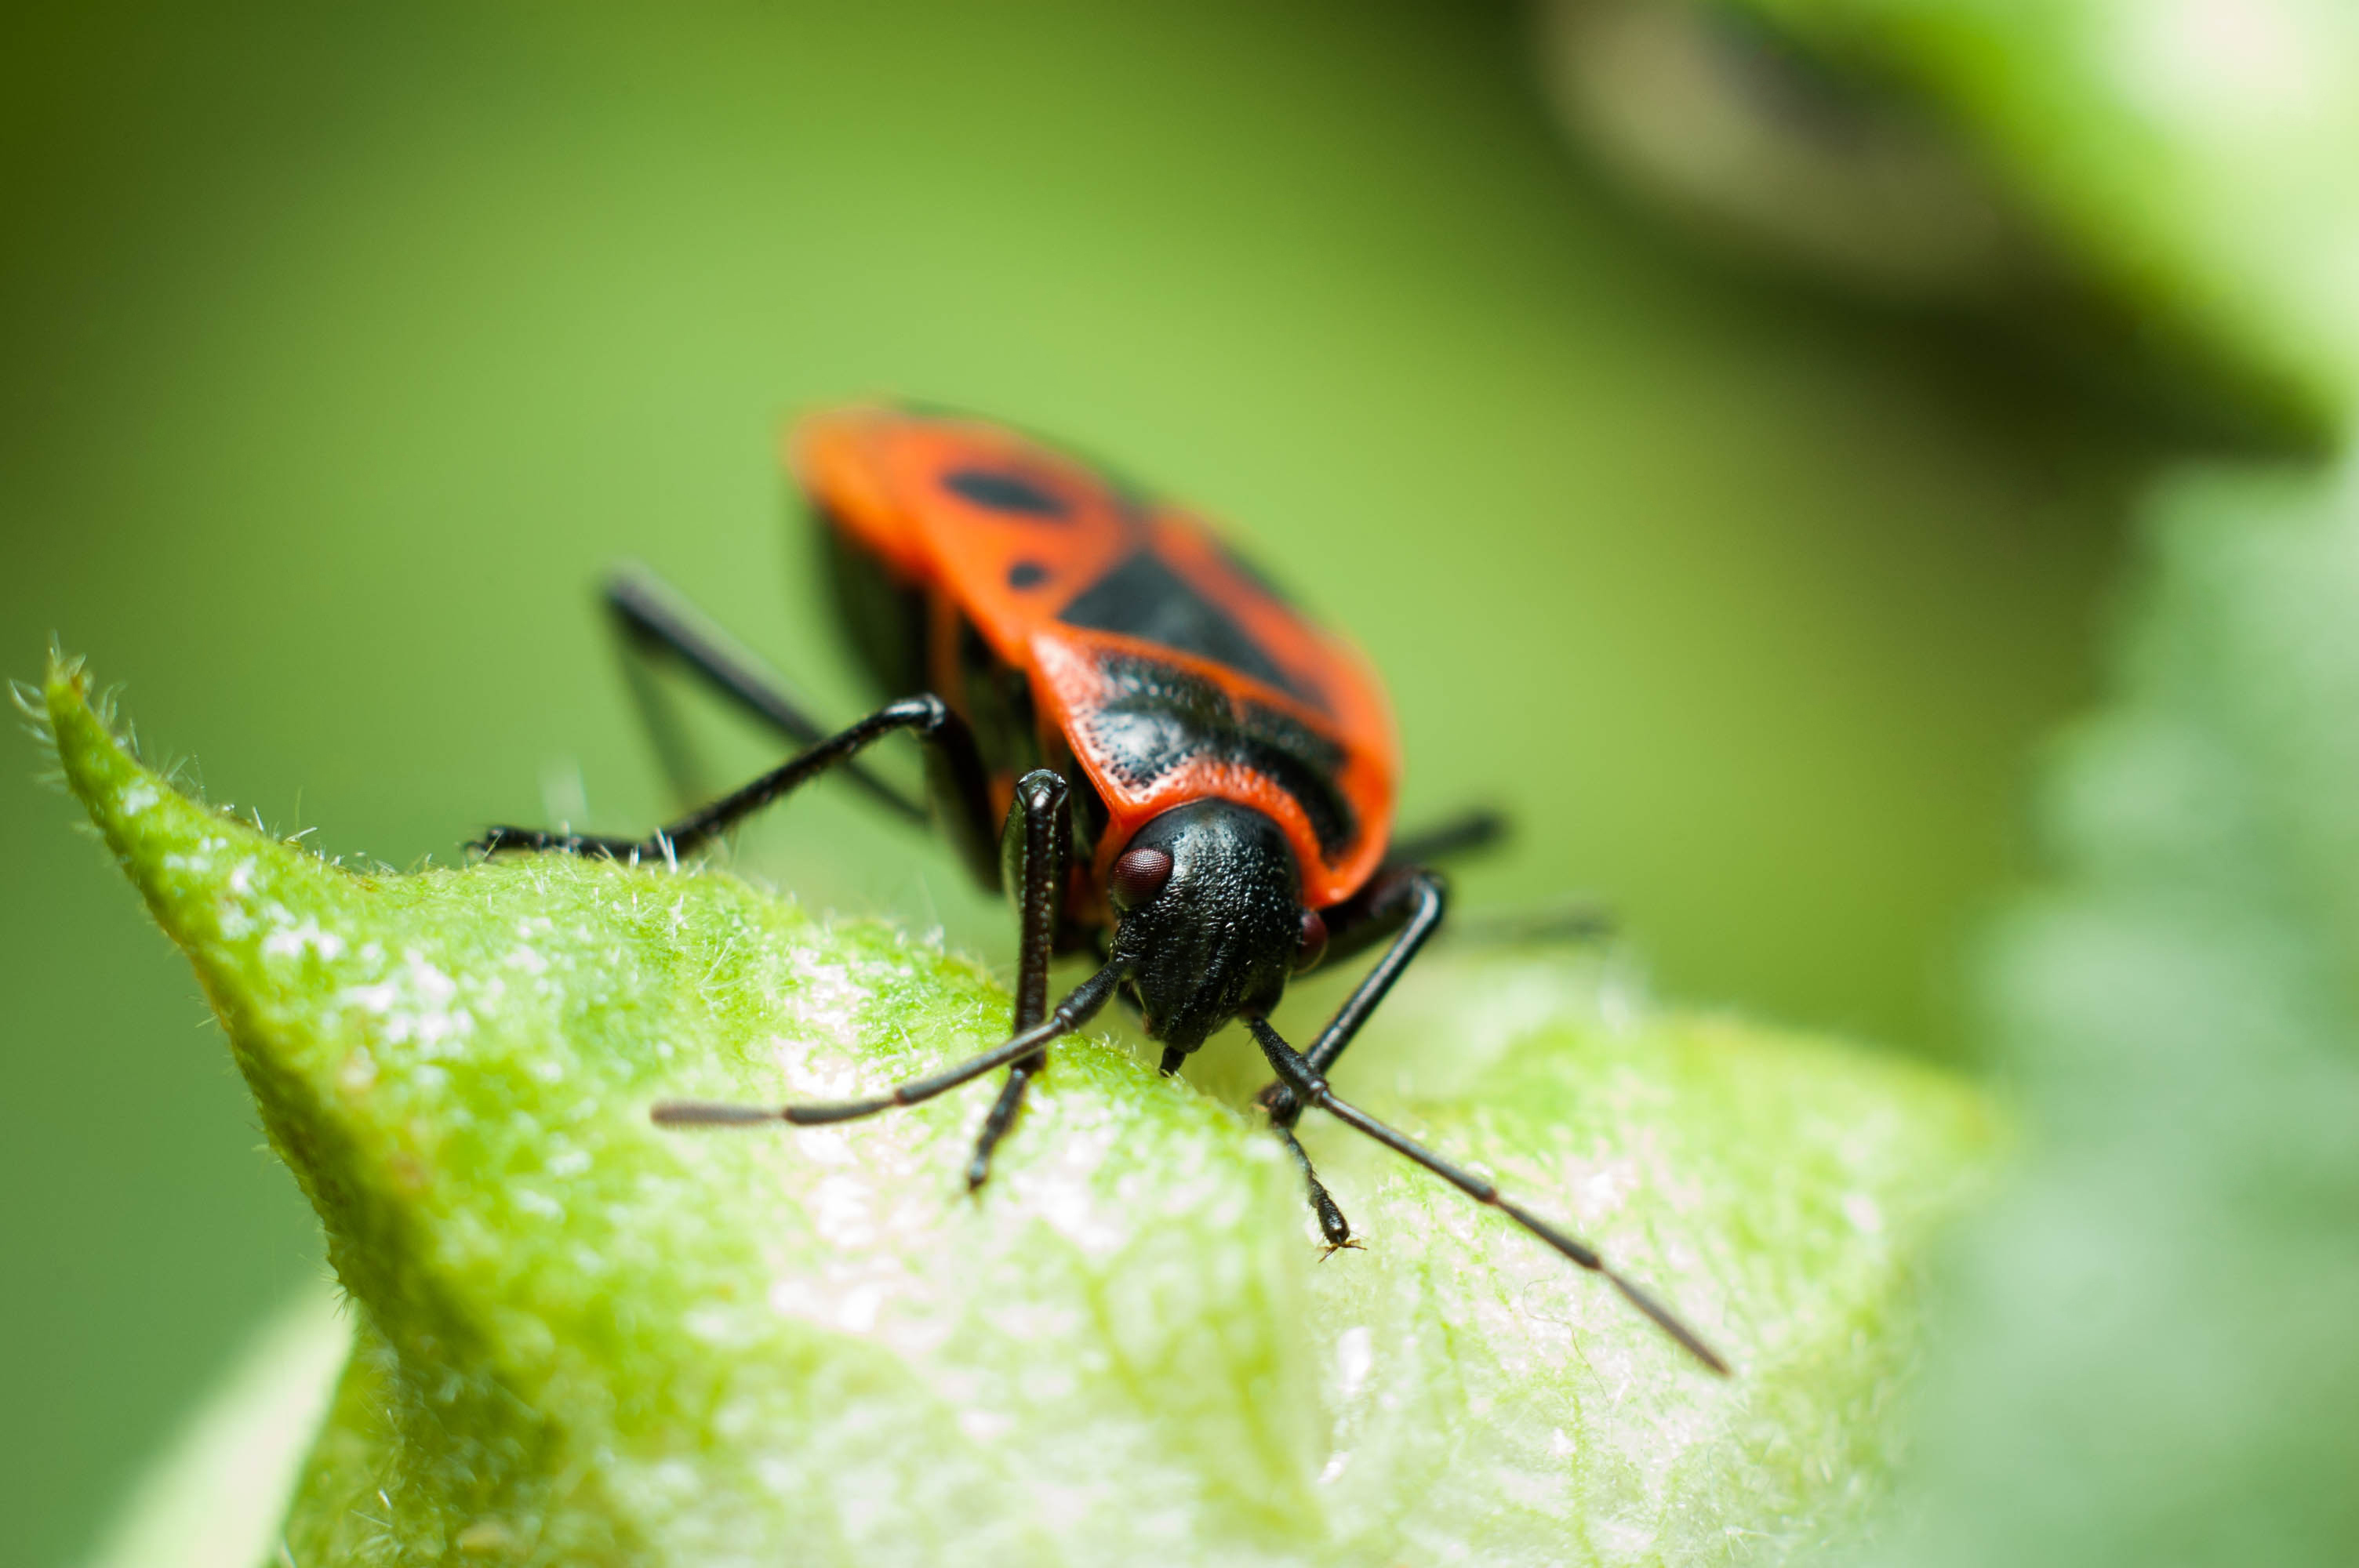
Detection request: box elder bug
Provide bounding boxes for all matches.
[478,406,1727,1374]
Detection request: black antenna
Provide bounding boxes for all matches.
[652,960,1122,1127]
[1250,1018,1729,1375]
[651,960,1726,1375]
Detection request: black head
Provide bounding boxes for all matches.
[1107,800,1315,1065]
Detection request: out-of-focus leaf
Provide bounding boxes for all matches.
[1862,459,2359,1565]
[1540,0,2359,438]
[79,1283,349,1568]
[49,658,1992,1565]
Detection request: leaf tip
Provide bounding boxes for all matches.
[39,655,359,971]
[42,651,173,848]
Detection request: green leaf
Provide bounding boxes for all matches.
[1861,459,2359,1564]
[1541,0,2359,437]
[47,656,1992,1565]
[79,1283,349,1568]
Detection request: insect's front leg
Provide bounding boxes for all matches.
[1267,1117,1356,1252]
[1248,1014,1728,1373]
[1255,866,1448,1247]
[1288,866,1447,1091]
[963,769,1071,1191]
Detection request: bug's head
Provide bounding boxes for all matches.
[1107,800,1327,1067]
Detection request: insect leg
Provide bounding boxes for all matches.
[1383,808,1507,869]
[1287,867,1448,1100]
[1385,811,1616,946]
[475,693,994,865]
[605,564,928,824]
[1249,1017,1729,1375]
[1249,867,1445,1244]
[1271,1120,1354,1250]
[652,960,1123,1128]
[1442,896,1616,949]
[964,770,1070,1191]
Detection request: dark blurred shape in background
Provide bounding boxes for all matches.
[1539,0,2359,443]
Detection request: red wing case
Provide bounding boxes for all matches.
[794,406,1398,909]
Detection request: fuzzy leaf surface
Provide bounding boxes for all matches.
[47,661,1991,1566]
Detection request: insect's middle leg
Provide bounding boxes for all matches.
[604,565,929,824]
[476,693,997,875]
[1387,808,1618,947]
[965,769,1070,1191]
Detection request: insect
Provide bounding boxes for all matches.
[479,406,1726,1374]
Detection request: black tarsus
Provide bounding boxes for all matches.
[1248,1016,1729,1376]
[965,768,1070,1190]
[604,564,929,825]
[652,961,1124,1128]
[1270,1119,1354,1250]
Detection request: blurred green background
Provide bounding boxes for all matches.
[0,2,2230,1561]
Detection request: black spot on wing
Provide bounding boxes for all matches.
[1081,653,1357,862]
[942,467,1070,519]
[1060,550,1317,708]
[1007,560,1050,589]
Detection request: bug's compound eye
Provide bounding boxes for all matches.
[1294,907,1329,973]
[1108,846,1174,910]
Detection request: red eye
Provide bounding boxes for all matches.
[1108,846,1174,910]
[1295,908,1328,972]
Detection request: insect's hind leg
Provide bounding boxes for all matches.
[604,564,928,825]
[1388,809,1616,947]
[1385,808,1507,869]
[475,694,997,873]
[1444,898,1616,948]
[964,769,1070,1191]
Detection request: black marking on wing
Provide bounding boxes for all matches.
[1081,652,1357,862]
[942,467,1070,519]
[1060,550,1316,707]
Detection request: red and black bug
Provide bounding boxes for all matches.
[479,406,1725,1374]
